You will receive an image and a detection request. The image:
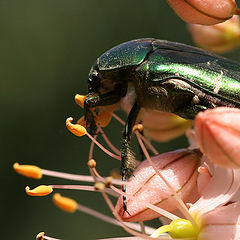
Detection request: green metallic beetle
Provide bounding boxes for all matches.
[84,38,240,212]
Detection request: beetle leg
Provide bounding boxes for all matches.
[121,102,141,213]
[84,91,122,134]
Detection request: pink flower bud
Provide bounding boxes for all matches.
[188,16,240,53]
[115,149,200,222]
[167,0,238,25]
[195,107,240,168]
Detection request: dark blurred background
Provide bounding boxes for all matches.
[1,1,240,239]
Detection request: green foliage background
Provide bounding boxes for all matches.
[1,1,240,239]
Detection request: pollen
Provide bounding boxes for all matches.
[66,117,87,136]
[95,110,112,127]
[13,162,42,179]
[52,193,78,213]
[74,94,86,108]
[25,185,53,196]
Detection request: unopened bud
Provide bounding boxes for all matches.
[189,16,240,53]
[139,110,192,142]
[167,0,238,25]
[195,107,240,168]
[115,149,200,222]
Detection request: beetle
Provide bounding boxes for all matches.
[84,38,240,212]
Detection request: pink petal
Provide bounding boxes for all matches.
[115,149,200,222]
[189,166,240,214]
[199,201,240,240]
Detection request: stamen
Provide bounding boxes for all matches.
[36,232,45,240]
[98,125,121,155]
[111,112,159,155]
[100,190,170,239]
[25,185,53,196]
[88,159,97,169]
[88,129,99,160]
[13,162,42,179]
[66,117,120,160]
[49,184,117,197]
[52,193,78,213]
[133,123,144,133]
[139,134,159,155]
[74,94,86,108]
[66,117,87,136]
[86,131,121,160]
[36,232,61,240]
[135,131,197,229]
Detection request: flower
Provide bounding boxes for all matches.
[194,107,240,168]
[167,0,239,25]
[115,149,201,222]
[13,102,240,239]
[188,16,240,53]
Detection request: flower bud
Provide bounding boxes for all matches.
[195,107,240,168]
[138,109,192,142]
[167,0,238,25]
[188,16,240,53]
[115,149,200,222]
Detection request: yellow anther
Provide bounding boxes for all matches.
[36,232,45,240]
[76,116,87,128]
[52,193,78,213]
[66,117,87,136]
[94,182,105,191]
[151,219,197,239]
[88,159,97,168]
[95,110,112,127]
[13,162,42,179]
[25,185,53,196]
[74,94,86,108]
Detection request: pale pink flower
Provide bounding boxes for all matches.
[167,0,238,25]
